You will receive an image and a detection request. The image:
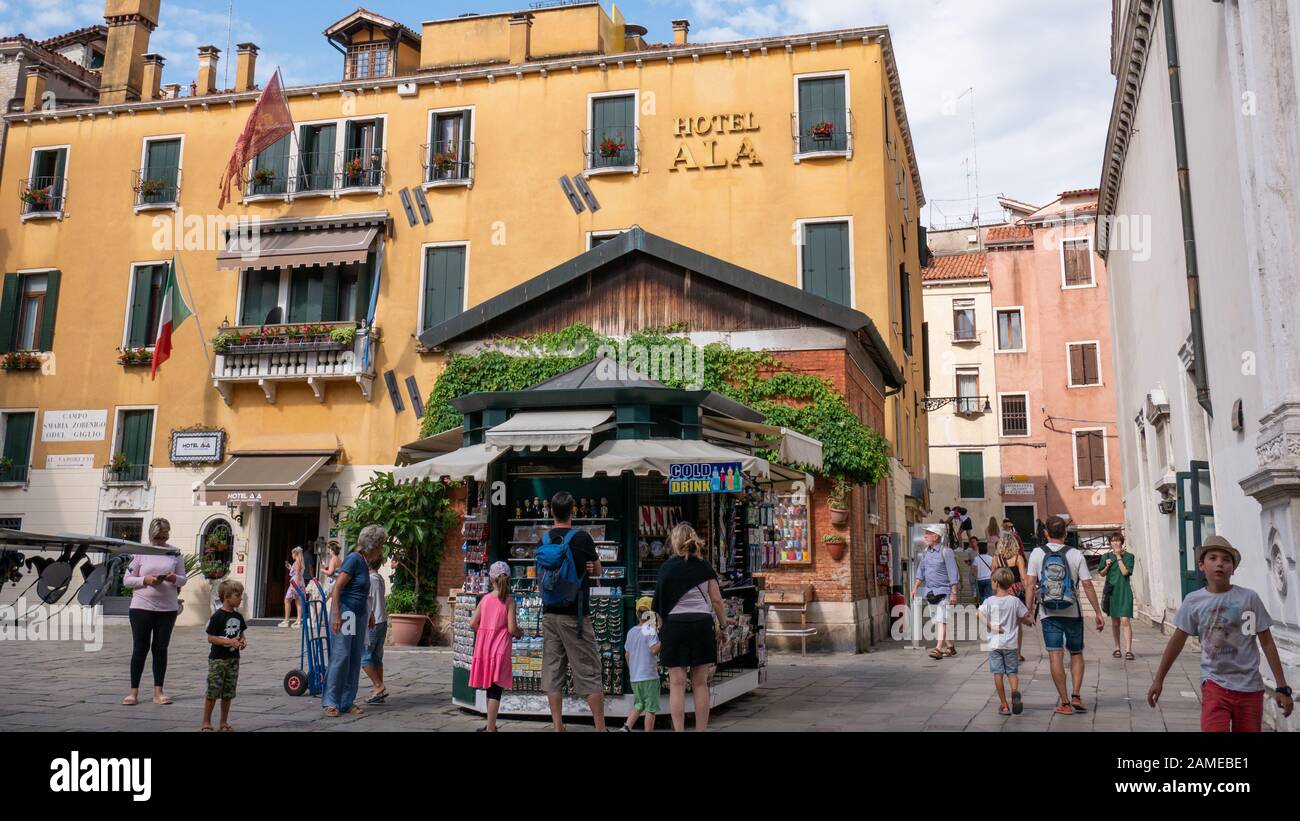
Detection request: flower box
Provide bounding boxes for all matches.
[0,352,41,370]
[117,347,153,367]
[598,136,627,158]
[23,187,55,210]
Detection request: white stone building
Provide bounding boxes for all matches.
[1101,0,1300,730]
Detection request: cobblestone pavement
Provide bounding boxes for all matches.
[0,608,1204,732]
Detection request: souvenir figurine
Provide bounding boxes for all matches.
[515,503,523,519]
[532,497,541,518]
[600,497,609,518]
[542,499,550,520]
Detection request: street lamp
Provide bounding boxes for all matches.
[326,482,342,524]
[226,501,244,527]
[920,396,993,415]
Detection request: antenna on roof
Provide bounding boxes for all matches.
[223,1,234,90]
[957,87,984,247]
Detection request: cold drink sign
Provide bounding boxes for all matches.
[669,462,743,495]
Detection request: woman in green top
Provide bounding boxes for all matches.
[1098,531,1137,660]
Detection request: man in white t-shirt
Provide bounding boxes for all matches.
[1025,515,1103,715]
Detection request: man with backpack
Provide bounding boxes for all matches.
[1024,515,1104,715]
[536,491,606,732]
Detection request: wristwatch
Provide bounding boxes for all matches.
[1276,686,1293,697]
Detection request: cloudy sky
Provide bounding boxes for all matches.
[7,0,1115,222]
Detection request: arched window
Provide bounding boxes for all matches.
[200,518,233,578]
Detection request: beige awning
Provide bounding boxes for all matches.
[397,427,464,466]
[485,409,615,452]
[394,444,502,484]
[702,417,824,470]
[217,226,378,271]
[201,453,333,505]
[582,438,769,479]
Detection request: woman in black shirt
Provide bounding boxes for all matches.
[653,523,728,732]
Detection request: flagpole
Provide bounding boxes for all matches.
[277,68,305,198]
[175,254,212,373]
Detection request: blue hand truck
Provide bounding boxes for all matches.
[283,580,331,697]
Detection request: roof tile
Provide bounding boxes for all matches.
[922,252,987,282]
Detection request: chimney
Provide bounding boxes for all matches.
[161,82,180,99]
[508,14,532,65]
[140,53,164,101]
[23,64,49,113]
[672,19,690,46]
[99,0,161,104]
[196,45,221,95]
[235,42,258,92]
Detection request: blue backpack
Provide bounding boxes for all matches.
[536,529,585,633]
[1039,545,1076,611]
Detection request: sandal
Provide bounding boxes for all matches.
[1011,691,1023,715]
[1054,702,1075,715]
[1124,651,1135,661]
[998,704,1011,716]
[1113,649,1123,658]
[219,724,234,732]
[944,647,957,657]
[347,706,364,715]
[364,689,388,705]
[323,707,340,717]
[929,649,944,660]
[154,695,173,706]
[1070,695,1087,713]
[199,726,214,732]
[122,695,138,706]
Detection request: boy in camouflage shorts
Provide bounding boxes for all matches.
[201,579,247,732]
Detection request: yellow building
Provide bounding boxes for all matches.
[0,0,927,623]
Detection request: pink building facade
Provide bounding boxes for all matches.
[986,190,1124,546]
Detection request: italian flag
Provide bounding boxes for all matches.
[150,259,193,381]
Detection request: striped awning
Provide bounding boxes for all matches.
[217,226,378,271]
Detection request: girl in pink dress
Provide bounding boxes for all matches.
[469,562,521,732]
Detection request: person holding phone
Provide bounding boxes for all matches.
[122,518,188,706]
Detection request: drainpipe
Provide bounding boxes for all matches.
[1162,0,1212,416]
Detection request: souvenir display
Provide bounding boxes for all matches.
[511,595,544,691]
[591,594,625,695]
[452,595,477,671]
[636,505,684,538]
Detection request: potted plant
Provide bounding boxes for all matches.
[810,121,835,142]
[339,472,457,646]
[116,347,152,366]
[598,134,626,159]
[109,453,132,476]
[211,331,240,354]
[829,479,851,526]
[344,157,365,182]
[0,351,41,370]
[433,145,458,174]
[251,167,276,187]
[136,177,166,198]
[22,185,53,210]
[329,326,356,347]
[201,558,229,580]
[823,533,849,562]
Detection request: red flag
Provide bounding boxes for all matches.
[218,68,294,208]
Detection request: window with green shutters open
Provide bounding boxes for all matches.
[426,109,473,184]
[136,138,181,207]
[800,220,851,308]
[109,408,154,485]
[125,263,167,348]
[588,93,638,172]
[249,134,290,197]
[795,73,851,158]
[297,124,337,194]
[421,245,467,333]
[0,411,35,484]
[958,451,984,500]
[238,263,372,326]
[0,270,60,354]
[23,146,68,217]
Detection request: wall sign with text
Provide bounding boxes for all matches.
[669,462,744,495]
[670,113,763,171]
[42,410,107,442]
[170,429,226,464]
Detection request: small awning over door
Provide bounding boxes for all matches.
[485,409,615,452]
[217,226,378,271]
[201,453,333,505]
[393,444,502,484]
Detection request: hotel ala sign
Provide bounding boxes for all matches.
[670,113,762,171]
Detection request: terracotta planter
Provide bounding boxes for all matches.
[825,540,848,562]
[389,614,428,647]
[830,507,850,526]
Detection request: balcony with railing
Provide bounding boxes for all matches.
[211,320,376,404]
[133,167,182,210]
[0,462,30,485]
[422,140,475,187]
[947,329,985,344]
[103,463,151,486]
[584,126,640,175]
[791,107,853,159]
[245,150,387,200]
[20,177,66,219]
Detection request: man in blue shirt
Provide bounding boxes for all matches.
[912,523,959,659]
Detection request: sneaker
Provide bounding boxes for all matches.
[277,620,290,628]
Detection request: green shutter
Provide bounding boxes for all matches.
[802,222,850,307]
[900,264,913,356]
[289,268,328,323]
[127,266,155,347]
[38,270,59,352]
[423,247,465,330]
[0,273,18,353]
[321,266,340,322]
[241,270,280,325]
[959,452,984,499]
[353,257,373,322]
[799,76,847,152]
[253,135,289,195]
[145,139,180,199]
[120,410,153,466]
[2,412,34,466]
[314,125,336,189]
[593,96,633,166]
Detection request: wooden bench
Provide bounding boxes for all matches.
[764,584,817,655]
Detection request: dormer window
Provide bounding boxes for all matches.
[346,42,390,80]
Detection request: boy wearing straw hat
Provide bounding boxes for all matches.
[1147,536,1294,731]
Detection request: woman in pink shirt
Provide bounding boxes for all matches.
[122,518,188,706]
